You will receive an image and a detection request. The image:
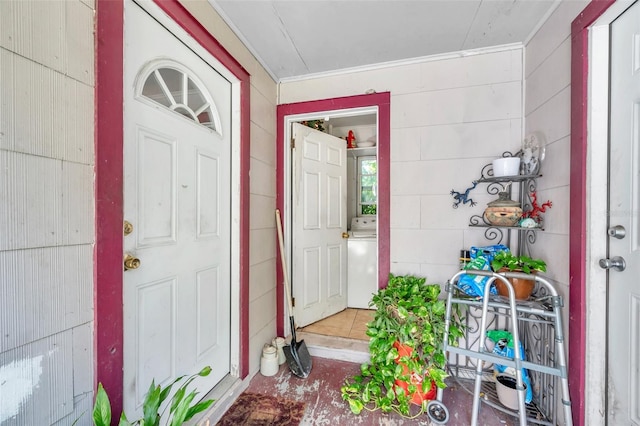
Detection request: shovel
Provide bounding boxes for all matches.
[275,209,312,378]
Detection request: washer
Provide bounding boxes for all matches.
[347,217,378,309]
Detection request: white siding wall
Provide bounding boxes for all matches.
[524,0,588,302]
[0,0,95,424]
[280,48,523,285]
[523,2,589,423]
[178,1,279,376]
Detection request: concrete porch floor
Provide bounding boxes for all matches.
[240,355,517,425]
[203,309,519,425]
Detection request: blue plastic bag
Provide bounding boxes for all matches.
[457,245,509,297]
[487,330,533,404]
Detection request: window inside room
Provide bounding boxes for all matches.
[358,156,377,215]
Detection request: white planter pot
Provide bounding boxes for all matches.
[492,157,520,177]
[495,375,526,410]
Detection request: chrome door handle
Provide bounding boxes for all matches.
[599,256,626,272]
[608,225,626,239]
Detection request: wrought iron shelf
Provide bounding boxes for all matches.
[469,224,544,232]
[468,153,545,253]
[477,174,542,184]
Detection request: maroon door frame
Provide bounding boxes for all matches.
[95,0,251,415]
[275,93,391,336]
[570,1,615,424]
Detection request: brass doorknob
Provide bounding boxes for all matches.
[342,232,349,239]
[124,254,141,271]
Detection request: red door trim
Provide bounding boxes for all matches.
[95,0,125,412]
[569,1,615,424]
[95,0,250,415]
[275,92,391,336]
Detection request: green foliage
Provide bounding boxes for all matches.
[361,204,377,215]
[341,274,464,418]
[92,366,215,426]
[491,250,546,274]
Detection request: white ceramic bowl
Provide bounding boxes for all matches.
[492,157,520,177]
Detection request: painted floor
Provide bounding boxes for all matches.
[244,356,518,426]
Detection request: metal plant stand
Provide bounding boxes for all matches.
[427,270,572,426]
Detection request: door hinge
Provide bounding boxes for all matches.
[292,297,295,307]
[291,136,295,150]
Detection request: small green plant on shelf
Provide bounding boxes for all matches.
[490,251,546,274]
[341,274,464,418]
[91,366,214,426]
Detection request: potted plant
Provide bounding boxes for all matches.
[90,366,214,426]
[341,274,464,418]
[490,250,546,300]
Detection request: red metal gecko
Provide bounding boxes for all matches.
[523,191,552,221]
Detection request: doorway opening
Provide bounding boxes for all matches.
[276,93,390,341]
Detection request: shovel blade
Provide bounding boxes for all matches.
[283,340,312,378]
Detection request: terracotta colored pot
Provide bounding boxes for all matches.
[483,206,523,226]
[392,341,437,404]
[393,341,413,358]
[393,374,437,405]
[495,269,536,300]
[483,191,523,227]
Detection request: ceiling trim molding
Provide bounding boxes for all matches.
[279,42,524,84]
[207,0,280,82]
[523,0,563,46]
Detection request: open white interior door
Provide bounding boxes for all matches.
[292,123,347,327]
[607,1,640,424]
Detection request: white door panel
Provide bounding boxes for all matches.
[608,2,640,424]
[293,123,347,327]
[124,2,231,416]
[136,127,176,246]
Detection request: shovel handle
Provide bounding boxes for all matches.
[275,209,295,316]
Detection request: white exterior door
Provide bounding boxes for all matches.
[292,123,347,327]
[123,2,232,415]
[608,1,640,423]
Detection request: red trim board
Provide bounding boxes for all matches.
[275,92,391,336]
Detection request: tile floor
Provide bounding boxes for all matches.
[300,308,374,341]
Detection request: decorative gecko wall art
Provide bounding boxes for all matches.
[450,181,478,208]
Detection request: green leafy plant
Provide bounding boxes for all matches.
[341,274,464,418]
[490,250,546,274]
[92,366,215,426]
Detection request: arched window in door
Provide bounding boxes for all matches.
[137,61,222,134]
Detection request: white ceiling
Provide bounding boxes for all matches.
[210,0,559,82]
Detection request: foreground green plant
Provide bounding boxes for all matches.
[491,250,546,274]
[341,274,464,418]
[92,366,215,426]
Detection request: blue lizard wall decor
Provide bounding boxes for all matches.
[450,181,478,208]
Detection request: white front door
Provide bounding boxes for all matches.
[123,2,232,415]
[608,1,640,423]
[292,123,347,327]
